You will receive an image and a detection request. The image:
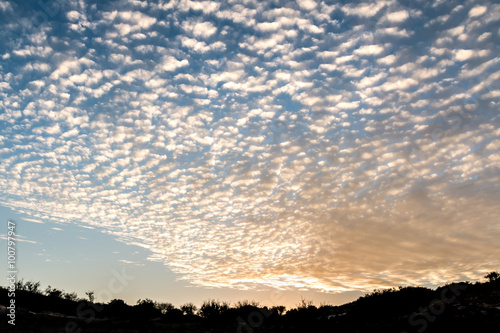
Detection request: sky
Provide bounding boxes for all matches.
[0,0,499,309]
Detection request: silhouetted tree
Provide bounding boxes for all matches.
[162,307,184,322]
[297,297,315,310]
[272,305,286,316]
[485,271,500,282]
[85,290,95,303]
[106,299,131,318]
[135,298,161,320]
[181,302,197,315]
[26,280,42,293]
[199,299,230,320]
[235,300,260,308]
[14,279,25,291]
[155,301,175,314]
[15,279,42,293]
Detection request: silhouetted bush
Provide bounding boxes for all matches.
[63,291,79,301]
[45,285,64,298]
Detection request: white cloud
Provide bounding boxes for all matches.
[354,44,385,56]
[380,27,410,37]
[297,0,317,11]
[0,0,12,11]
[255,21,281,32]
[67,10,81,21]
[469,6,487,18]
[50,57,94,80]
[447,25,464,36]
[241,34,286,52]
[181,37,210,53]
[157,56,189,72]
[183,20,218,38]
[22,217,44,224]
[357,73,387,88]
[385,10,409,22]
[180,38,226,53]
[183,1,221,14]
[337,101,360,109]
[342,2,389,17]
[118,11,156,29]
[454,49,491,61]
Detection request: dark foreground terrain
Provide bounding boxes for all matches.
[1,274,500,332]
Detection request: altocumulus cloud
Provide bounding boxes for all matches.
[0,0,499,293]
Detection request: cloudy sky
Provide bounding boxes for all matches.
[0,0,499,307]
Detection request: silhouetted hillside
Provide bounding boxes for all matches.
[1,273,499,332]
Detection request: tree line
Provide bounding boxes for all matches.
[1,272,499,332]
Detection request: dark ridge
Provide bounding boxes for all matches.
[1,273,499,332]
